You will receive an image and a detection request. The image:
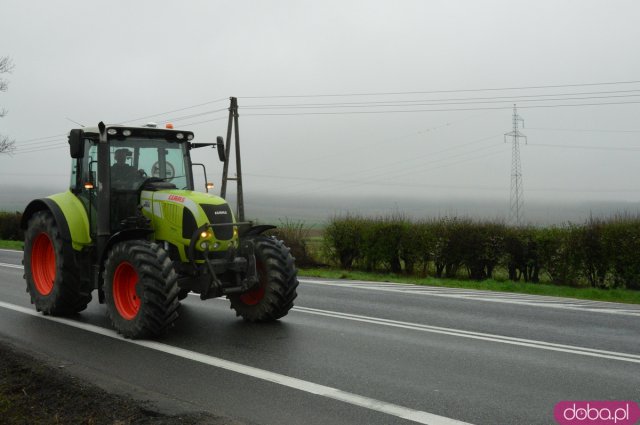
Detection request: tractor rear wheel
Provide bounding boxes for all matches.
[104,240,180,339]
[229,236,299,322]
[23,211,92,315]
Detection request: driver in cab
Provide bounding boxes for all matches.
[111,148,140,188]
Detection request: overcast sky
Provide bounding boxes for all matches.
[2,0,640,219]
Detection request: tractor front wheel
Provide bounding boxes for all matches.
[229,236,299,322]
[104,240,180,339]
[23,211,91,315]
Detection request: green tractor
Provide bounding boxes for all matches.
[21,121,298,339]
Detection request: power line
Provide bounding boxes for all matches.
[246,147,509,197]
[290,113,485,171]
[242,100,640,117]
[368,143,506,184]
[240,79,640,99]
[242,90,640,109]
[154,108,228,124]
[13,143,67,155]
[243,172,640,194]
[269,130,502,194]
[279,142,508,198]
[16,134,66,145]
[119,97,228,124]
[13,79,640,147]
[528,143,640,152]
[14,97,230,147]
[179,115,230,128]
[527,127,640,134]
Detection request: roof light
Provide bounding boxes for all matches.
[187,134,194,140]
[166,123,174,129]
[176,133,184,140]
[107,128,117,135]
[122,129,131,136]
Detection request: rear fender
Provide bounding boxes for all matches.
[22,191,91,251]
[21,196,86,287]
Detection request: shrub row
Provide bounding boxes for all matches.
[0,212,23,241]
[322,214,640,290]
[266,218,316,268]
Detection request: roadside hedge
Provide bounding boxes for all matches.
[5,208,639,290]
[323,214,640,290]
[0,212,23,241]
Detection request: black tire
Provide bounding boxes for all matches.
[177,288,190,300]
[104,240,180,339]
[23,211,92,315]
[229,236,299,322]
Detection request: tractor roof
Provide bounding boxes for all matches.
[72,124,194,142]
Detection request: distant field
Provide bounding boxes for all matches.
[4,185,640,225]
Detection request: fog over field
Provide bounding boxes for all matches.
[3,184,639,227]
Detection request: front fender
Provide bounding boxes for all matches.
[240,224,276,238]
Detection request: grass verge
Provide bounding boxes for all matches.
[0,240,22,250]
[299,268,640,305]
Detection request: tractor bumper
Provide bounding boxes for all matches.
[185,223,262,300]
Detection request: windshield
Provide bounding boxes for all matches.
[109,138,192,190]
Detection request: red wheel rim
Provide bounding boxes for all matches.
[239,261,266,305]
[113,262,140,320]
[31,233,56,296]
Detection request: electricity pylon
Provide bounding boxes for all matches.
[504,105,527,226]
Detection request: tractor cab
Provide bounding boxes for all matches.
[69,124,195,233]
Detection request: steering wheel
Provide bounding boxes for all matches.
[151,161,175,180]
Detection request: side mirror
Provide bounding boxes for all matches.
[69,129,85,158]
[216,136,226,162]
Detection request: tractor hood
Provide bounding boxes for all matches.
[140,189,236,245]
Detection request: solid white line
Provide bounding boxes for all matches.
[300,279,640,317]
[205,296,640,363]
[0,262,22,269]
[291,306,640,364]
[0,300,472,425]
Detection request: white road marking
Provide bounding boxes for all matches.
[4,259,639,362]
[204,296,640,363]
[0,300,473,425]
[291,306,640,364]
[301,279,640,317]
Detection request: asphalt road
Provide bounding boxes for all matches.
[1,248,639,425]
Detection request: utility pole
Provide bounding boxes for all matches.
[220,97,245,221]
[504,104,527,226]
